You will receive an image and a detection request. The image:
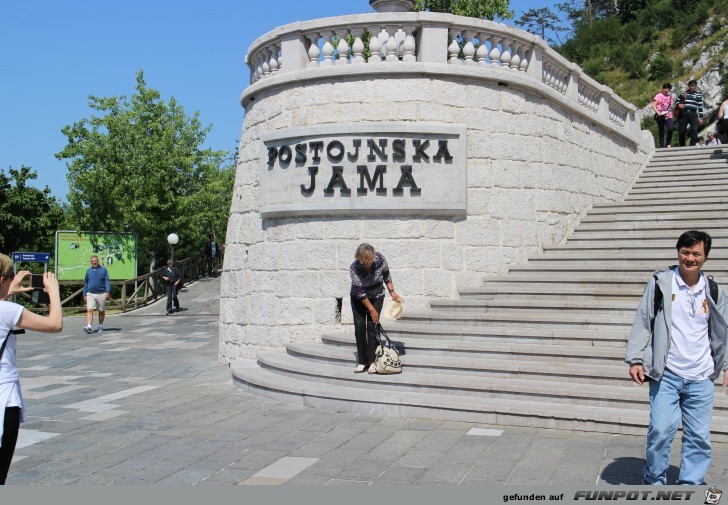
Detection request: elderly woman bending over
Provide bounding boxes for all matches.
[0,254,63,484]
[349,244,400,374]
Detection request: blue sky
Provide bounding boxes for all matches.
[0,0,559,201]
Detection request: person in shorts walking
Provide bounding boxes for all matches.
[83,255,110,334]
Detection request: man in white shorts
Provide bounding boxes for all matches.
[82,255,110,334]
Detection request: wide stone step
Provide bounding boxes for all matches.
[400,309,633,330]
[569,229,728,240]
[232,357,728,440]
[580,210,726,222]
[576,221,728,232]
[625,190,728,202]
[589,201,728,213]
[285,343,630,384]
[429,298,639,316]
[624,192,728,207]
[232,358,649,435]
[379,320,628,346]
[322,332,626,363]
[642,159,728,171]
[484,272,667,286]
[460,285,643,302]
[632,173,728,186]
[559,238,728,249]
[535,249,728,260]
[630,181,728,194]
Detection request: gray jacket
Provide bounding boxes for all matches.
[625,266,728,381]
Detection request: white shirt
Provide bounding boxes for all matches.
[0,300,25,445]
[667,268,714,380]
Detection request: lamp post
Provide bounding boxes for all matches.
[167,233,179,261]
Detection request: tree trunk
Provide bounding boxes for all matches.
[148,252,157,297]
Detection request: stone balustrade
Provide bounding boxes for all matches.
[243,11,641,143]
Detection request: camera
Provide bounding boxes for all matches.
[30,274,50,305]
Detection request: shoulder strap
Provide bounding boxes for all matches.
[651,275,663,334]
[0,330,11,362]
[708,276,718,304]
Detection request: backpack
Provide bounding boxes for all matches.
[651,274,719,333]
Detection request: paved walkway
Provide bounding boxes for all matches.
[7,276,728,485]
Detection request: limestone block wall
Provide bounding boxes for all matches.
[219,73,649,363]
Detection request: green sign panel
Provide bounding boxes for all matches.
[55,231,138,281]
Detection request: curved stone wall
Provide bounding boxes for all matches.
[220,64,651,362]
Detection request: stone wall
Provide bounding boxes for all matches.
[219,73,650,363]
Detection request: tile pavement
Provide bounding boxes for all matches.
[6,274,728,485]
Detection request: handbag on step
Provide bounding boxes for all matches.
[374,323,402,374]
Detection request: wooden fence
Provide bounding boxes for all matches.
[20,256,208,314]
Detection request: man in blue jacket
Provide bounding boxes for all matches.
[626,230,728,485]
[83,255,111,334]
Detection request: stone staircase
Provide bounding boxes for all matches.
[232,145,728,440]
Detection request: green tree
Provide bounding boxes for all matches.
[516,7,567,44]
[414,0,514,20]
[0,166,65,253]
[56,71,232,273]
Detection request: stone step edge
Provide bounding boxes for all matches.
[399,310,634,325]
[233,359,728,438]
[321,332,626,360]
[258,350,728,409]
[231,358,651,433]
[286,342,630,380]
[257,350,650,405]
[377,321,628,342]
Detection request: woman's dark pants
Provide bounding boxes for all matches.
[656,117,673,147]
[0,406,20,485]
[351,296,383,366]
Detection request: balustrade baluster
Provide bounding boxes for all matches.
[351,28,366,64]
[336,31,351,65]
[402,25,416,62]
[488,35,501,66]
[385,27,399,62]
[499,38,512,68]
[320,31,335,66]
[262,49,271,76]
[448,29,461,64]
[475,32,488,65]
[307,32,321,67]
[509,42,521,71]
[462,30,476,65]
[518,46,528,72]
[368,26,382,63]
[269,44,280,73]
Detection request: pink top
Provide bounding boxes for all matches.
[653,93,673,119]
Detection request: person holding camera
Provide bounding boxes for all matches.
[0,253,63,484]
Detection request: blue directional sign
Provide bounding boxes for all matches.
[11,252,51,263]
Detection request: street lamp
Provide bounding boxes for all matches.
[167,233,179,261]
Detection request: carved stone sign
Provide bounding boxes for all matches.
[259,124,467,217]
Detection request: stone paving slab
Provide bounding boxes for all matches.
[5,274,728,486]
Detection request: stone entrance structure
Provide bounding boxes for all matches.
[221,2,728,438]
[221,0,652,363]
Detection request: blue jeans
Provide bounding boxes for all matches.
[644,368,714,485]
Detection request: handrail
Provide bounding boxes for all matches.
[242,11,640,143]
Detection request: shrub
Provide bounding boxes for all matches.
[649,53,674,80]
